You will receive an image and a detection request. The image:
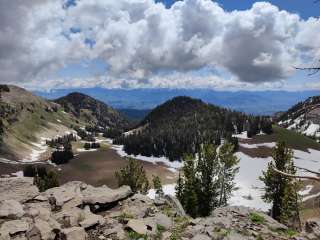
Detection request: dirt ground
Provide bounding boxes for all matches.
[58,146,177,188]
[0,143,178,189]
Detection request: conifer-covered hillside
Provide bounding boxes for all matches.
[114,96,273,161]
[54,92,131,131]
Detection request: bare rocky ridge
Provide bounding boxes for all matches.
[0,177,319,240]
[278,96,320,140]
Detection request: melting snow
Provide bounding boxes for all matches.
[21,140,48,163]
[76,148,98,152]
[232,131,251,139]
[111,144,183,172]
[299,185,314,196]
[148,184,176,199]
[11,171,24,178]
[240,142,276,149]
[303,192,320,202]
[303,123,320,137]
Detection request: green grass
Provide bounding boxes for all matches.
[249,213,265,224]
[127,230,147,240]
[155,224,165,240]
[273,125,320,150]
[170,216,190,240]
[253,125,320,151]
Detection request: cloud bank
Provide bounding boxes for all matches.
[0,0,319,89]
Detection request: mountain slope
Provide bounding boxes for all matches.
[54,92,130,130]
[278,96,320,140]
[0,85,81,160]
[115,96,272,160]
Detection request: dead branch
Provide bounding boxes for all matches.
[272,167,320,181]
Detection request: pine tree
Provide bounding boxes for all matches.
[175,171,184,202]
[279,156,301,230]
[115,158,149,194]
[260,141,301,227]
[176,143,239,217]
[197,144,219,216]
[181,155,199,218]
[152,175,164,197]
[217,142,239,207]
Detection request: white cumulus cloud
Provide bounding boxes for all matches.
[0,0,319,89]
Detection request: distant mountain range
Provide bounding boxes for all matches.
[34,88,320,116]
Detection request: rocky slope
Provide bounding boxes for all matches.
[54,92,131,131]
[0,85,82,161]
[278,96,320,140]
[0,177,319,240]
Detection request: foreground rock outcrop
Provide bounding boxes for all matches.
[0,177,319,240]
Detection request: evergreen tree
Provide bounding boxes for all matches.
[176,143,239,217]
[181,155,199,218]
[175,171,184,201]
[197,144,219,216]
[32,167,59,192]
[115,158,149,194]
[260,141,301,228]
[152,175,164,197]
[217,142,239,207]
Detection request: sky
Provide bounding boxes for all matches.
[0,0,319,91]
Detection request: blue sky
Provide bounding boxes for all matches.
[1,0,319,91]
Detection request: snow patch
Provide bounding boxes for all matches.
[303,192,320,202]
[240,142,276,149]
[232,131,251,139]
[299,185,313,196]
[148,184,176,199]
[76,148,98,152]
[11,171,24,178]
[303,123,320,137]
[111,144,183,170]
[21,140,48,163]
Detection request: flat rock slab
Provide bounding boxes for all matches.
[82,185,132,205]
[61,227,87,240]
[0,200,24,219]
[0,177,39,203]
[126,219,148,235]
[0,219,30,236]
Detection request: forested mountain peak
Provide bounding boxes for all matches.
[142,96,234,125]
[55,92,131,130]
[115,96,272,161]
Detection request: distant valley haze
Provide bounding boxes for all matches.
[35,88,320,116]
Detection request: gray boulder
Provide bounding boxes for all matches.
[43,181,85,209]
[0,200,24,219]
[0,177,39,203]
[164,195,186,216]
[126,219,148,235]
[61,227,87,240]
[0,219,30,236]
[82,185,132,205]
